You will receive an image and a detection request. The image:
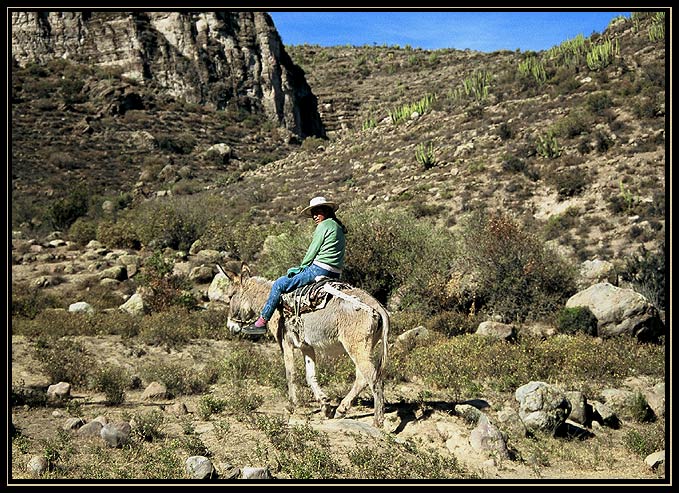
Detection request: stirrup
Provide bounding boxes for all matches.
[240,323,267,336]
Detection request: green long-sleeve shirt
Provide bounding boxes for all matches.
[288,218,345,274]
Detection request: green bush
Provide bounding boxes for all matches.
[138,308,195,348]
[498,122,514,140]
[47,185,91,231]
[33,337,95,387]
[201,216,270,261]
[347,436,464,479]
[96,218,141,249]
[141,360,216,397]
[623,422,665,457]
[258,206,460,315]
[586,91,613,115]
[129,409,165,442]
[197,393,228,420]
[455,209,577,322]
[556,306,598,336]
[502,155,527,174]
[12,283,61,319]
[256,221,318,279]
[67,217,98,246]
[550,168,588,199]
[156,133,196,154]
[426,310,481,337]
[137,252,197,313]
[620,241,665,310]
[113,194,233,251]
[132,202,201,251]
[94,366,128,405]
[343,207,457,312]
[405,332,664,398]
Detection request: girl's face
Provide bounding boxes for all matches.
[311,207,328,224]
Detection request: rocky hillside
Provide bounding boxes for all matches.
[252,15,666,266]
[11,11,666,270]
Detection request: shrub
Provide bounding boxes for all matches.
[426,310,481,337]
[347,437,464,479]
[223,383,264,415]
[96,218,141,250]
[197,393,228,420]
[551,110,590,139]
[550,168,588,199]
[12,283,61,319]
[156,133,196,154]
[217,342,284,389]
[138,308,195,348]
[623,422,665,457]
[122,194,231,251]
[629,392,655,422]
[136,252,197,313]
[141,360,216,397]
[594,130,614,153]
[129,409,165,442]
[47,185,91,231]
[497,122,514,140]
[344,207,457,312]
[455,209,577,322]
[502,155,527,174]
[586,91,613,115]
[201,216,269,261]
[131,202,201,251]
[556,306,598,336]
[33,337,95,387]
[67,217,98,246]
[620,241,665,311]
[93,366,128,405]
[300,136,326,152]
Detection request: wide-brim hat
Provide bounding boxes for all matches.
[300,196,339,217]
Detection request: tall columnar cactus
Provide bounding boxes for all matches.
[518,56,547,85]
[586,38,620,71]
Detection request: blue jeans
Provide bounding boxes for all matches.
[260,264,340,321]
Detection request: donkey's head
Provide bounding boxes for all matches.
[217,262,258,332]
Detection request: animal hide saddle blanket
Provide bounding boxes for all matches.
[280,278,353,318]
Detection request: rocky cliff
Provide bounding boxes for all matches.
[11,11,325,138]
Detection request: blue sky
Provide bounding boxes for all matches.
[268,10,632,52]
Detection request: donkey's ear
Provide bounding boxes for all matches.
[217,262,238,282]
[240,262,251,282]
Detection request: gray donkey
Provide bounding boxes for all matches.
[218,262,389,428]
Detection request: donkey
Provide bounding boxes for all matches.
[218,262,389,428]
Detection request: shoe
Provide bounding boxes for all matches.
[240,323,267,336]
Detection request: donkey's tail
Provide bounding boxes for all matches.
[374,303,390,378]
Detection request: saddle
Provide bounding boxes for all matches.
[280,277,352,318]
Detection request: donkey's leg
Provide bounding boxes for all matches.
[334,367,366,419]
[299,345,332,417]
[339,344,385,428]
[281,335,299,408]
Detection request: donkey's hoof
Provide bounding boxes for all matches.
[333,407,347,419]
[321,402,335,418]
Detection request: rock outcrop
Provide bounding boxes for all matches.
[11,11,325,138]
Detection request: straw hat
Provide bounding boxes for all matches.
[300,196,339,217]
